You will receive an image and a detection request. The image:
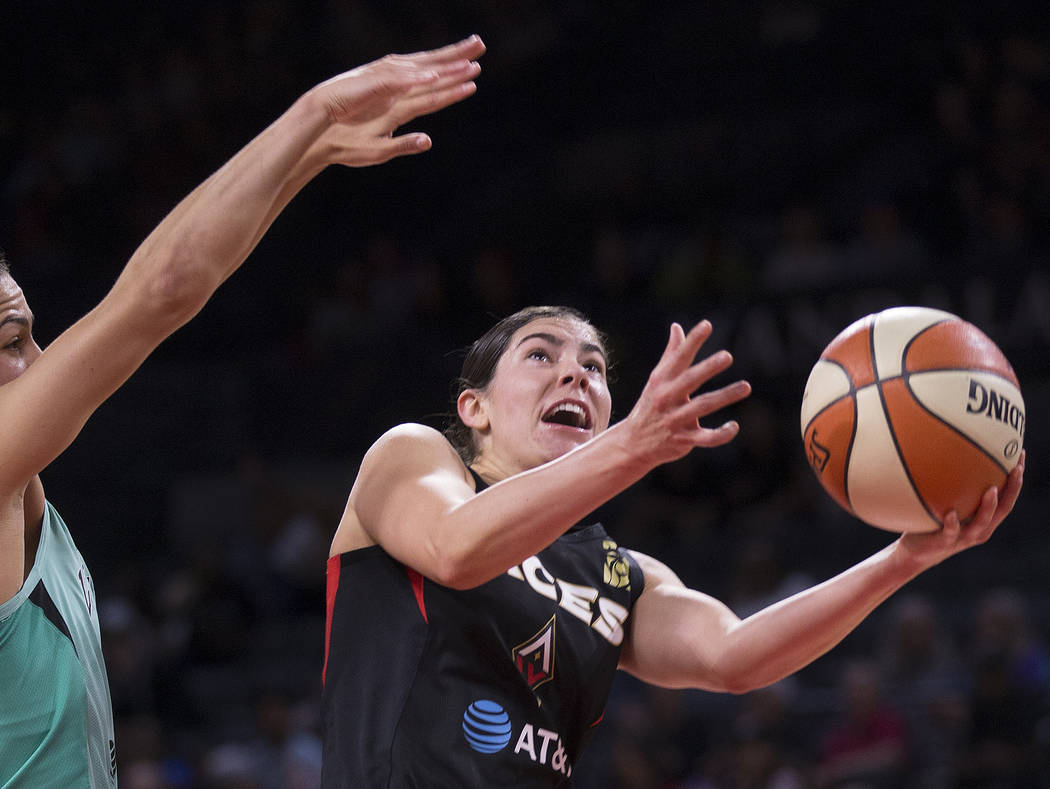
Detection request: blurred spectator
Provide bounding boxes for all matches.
[760,204,842,295]
[953,587,1049,787]
[244,690,323,789]
[877,594,967,789]
[840,200,929,288]
[813,659,911,789]
[604,684,711,788]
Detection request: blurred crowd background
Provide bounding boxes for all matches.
[3,2,1049,787]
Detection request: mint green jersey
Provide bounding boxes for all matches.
[0,501,117,788]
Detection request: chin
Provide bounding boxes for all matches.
[541,433,591,461]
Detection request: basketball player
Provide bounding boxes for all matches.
[0,35,485,788]
[322,305,1024,787]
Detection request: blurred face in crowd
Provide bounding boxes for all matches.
[0,273,42,386]
[459,315,611,477]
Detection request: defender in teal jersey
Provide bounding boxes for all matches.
[0,36,484,787]
[0,503,116,787]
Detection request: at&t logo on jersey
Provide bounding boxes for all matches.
[461,699,574,778]
[462,700,512,753]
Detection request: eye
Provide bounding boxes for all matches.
[583,359,605,375]
[527,348,551,362]
[4,335,23,351]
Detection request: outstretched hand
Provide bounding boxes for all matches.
[897,450,1026,567]
[308,35,485,167]
[622,320,752,468]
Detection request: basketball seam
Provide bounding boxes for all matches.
[801,359,854,431]
[901,372,1012,476]
[873,318,940,528]
[901,320,1019,475]
[902,319,1020,386]
[802,358,858,517]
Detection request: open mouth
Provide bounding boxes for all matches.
[541,401,592,430]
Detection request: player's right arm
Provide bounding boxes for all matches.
[0,37,485,495]
[335,323,750,589]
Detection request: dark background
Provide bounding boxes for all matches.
[2,2,1048,787]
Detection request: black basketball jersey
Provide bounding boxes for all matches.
[320,472,644,788]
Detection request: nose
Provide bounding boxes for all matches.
[560,364,590,390]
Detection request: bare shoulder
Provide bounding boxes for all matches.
[358,422,469,480]
[332,423,473,556]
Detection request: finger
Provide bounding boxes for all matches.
[656,321,710,378]
[940,509,961,538]
[968,486,1001,543]
[403,34,486,65]
[691,420,741,448]
[399,58,480,94]
[363,134,433,165]
[669,350,735,400]
[996,450,1025,516]
[389,79,479,127]
[652,323,688,370]
[672,320,716,376]
[677,379,752,424]
[411,59,482,93]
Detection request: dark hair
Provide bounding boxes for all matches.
[444,306,608,463]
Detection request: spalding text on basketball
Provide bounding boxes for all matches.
[966,379,1025,439]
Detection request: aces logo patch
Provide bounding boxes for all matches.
[512,615,556,691]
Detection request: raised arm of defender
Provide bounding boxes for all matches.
[0,36,485,493]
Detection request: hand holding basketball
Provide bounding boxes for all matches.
[800,307,1025,533]
[896,450,1024,568]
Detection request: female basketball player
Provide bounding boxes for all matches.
[0,35,485,788]
[322,305,1024,787]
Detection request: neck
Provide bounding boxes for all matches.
[469,454,522,487]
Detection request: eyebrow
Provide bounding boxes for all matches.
[0,315,29,331]
[516,332,607,360]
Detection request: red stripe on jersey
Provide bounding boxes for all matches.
[405,566,428,623]
[322,554,342,686]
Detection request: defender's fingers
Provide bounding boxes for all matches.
[406,35,486,65]
[362,134,433,165]
[393,78,479,125]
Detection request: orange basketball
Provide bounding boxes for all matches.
[800,307,1025,533]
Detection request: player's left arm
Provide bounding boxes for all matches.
[618,460,1023,692]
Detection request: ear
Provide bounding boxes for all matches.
[457,389,489,431]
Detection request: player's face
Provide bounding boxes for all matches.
[467,317,612,475]
[0,274,42,386]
